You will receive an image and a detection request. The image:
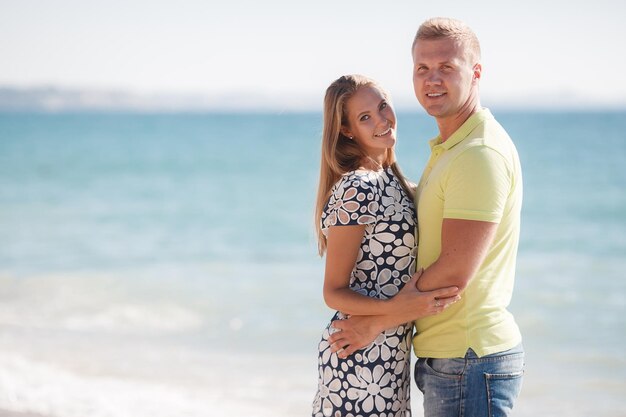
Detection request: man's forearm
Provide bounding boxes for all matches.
[365,310,418,334]
[415,260,460,292]
[329,282,460,358]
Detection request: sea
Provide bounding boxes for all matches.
[0,110,624,417]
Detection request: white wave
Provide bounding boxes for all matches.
[60,303,203,332]
[0,273,204,333]
[0,351,318,417]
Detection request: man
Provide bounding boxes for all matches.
[329,17,524,416]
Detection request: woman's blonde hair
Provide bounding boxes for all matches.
[315,74,412,256]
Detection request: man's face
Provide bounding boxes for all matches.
[412,38,480,120]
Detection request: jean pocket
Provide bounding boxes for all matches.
[485,370,524,417]
[422,357,464,379]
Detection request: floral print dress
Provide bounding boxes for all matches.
[313,167,417,417]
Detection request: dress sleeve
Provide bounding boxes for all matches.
[443,145,512,223]
[322,175,380,230]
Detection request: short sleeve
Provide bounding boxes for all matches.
[443,146,512,223]
[322,175,380,230]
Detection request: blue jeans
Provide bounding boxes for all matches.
[415,344,524,417]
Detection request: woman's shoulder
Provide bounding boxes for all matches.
[323,170,384,229]
[334,168,387,191]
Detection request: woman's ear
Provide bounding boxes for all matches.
[340,127,353,139]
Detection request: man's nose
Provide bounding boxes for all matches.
[425,72,442,85]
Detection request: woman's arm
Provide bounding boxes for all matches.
[327,219,495,359]
[323,224,394,315]
[327,268,460,358]
[323,224,460,318]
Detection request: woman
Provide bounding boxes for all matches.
[312,75,459,417]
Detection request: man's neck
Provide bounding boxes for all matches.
[438,101,482,142]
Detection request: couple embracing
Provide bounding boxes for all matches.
[312,17,524,417]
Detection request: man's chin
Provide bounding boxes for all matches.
[416,100,444,117]
[424,107,444,118]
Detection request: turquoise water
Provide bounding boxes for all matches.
[0,111,625,416]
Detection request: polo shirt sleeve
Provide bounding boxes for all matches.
[443,145,511,223]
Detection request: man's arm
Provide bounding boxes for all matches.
[415,218,497,291]
[328,270,461,359]
[323,225,459,317]
[329,218,497,358]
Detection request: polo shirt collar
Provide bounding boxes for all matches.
[429,108,493,150]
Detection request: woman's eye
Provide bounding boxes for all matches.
[380,102,388,110]
[359,115,370,122]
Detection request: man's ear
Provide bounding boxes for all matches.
[473,63,482,82]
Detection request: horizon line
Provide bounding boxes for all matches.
[0,85,625,113]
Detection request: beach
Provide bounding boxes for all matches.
[0,111,624,416]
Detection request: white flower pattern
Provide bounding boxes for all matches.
[313,167,416,417]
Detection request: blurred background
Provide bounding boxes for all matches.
[1,1,625,416]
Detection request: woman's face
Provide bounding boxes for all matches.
[342,85,397,160]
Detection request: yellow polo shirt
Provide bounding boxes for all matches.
[413,109,522,358]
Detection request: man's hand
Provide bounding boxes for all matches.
[327,315,381,359]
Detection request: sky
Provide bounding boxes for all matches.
[1,0,625,110]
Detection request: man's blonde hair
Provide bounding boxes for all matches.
[412,17,481,63]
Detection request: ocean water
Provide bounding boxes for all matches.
[0,110,624,416]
